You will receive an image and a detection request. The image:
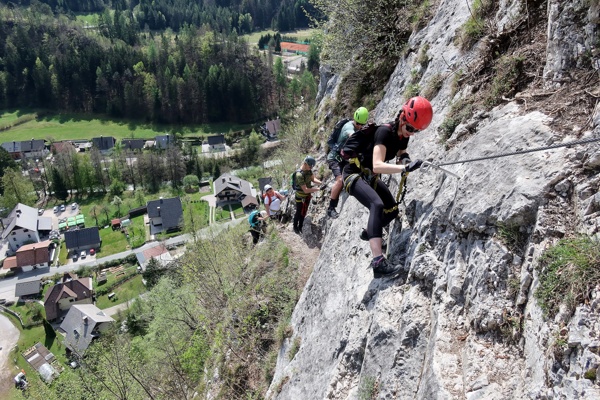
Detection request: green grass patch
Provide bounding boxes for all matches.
[242,28,317,45]
[0,111,251,142]
[484,55,525,108]
[535,236,600,318]
[58,241,68,266]
[95,273,146,309]
[457,0,494,50]
[98,226,129,256]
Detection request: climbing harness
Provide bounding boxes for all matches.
[385,171,409,258]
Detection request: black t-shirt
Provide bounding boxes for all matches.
[351,124,409,171]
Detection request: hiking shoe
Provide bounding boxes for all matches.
[359,229,368,241]
[293,227,301,235]
[327,208,339,219]
[370,256,402,279]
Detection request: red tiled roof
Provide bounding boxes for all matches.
[15,240,51,267]
[280,42,309,53]
[2,256,17,270]
[143,244,168,260]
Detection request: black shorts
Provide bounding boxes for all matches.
[327,159,343,178]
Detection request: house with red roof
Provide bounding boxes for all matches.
[43,273,93,321]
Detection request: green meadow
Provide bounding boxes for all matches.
[0,110,252,142]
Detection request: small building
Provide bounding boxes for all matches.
[44,273,93,321]
[1,203,53,253]
[121,138,145,152]
[22,343,58,383]
[1,139,47,159]
[207,135,226,152]
[146,197,183,233]
[111,218,121,230]
[214,173,259,209]
[14,279,42,298]
[91,136,116,153]
[63,227,101,253]
[154,134,175,150]
[3,240,52,272]
[59,304,115,354]
[280,42,310,55]
[135,243,174,271]
[51,141,77,155]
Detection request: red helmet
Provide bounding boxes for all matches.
[402,96,433,130]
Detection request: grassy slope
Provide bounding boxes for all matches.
[0,110,251,142]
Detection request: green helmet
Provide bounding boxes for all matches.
[353,107,369,125]
[304,155,316,168]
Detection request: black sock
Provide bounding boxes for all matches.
[329,198,339,210]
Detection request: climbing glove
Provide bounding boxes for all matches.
[406,159,423,172]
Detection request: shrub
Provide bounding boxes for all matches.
[288,336,301,360]
[535,236,600,318]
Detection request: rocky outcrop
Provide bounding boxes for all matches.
[268,0,600,399]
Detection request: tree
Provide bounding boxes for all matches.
[1,168,37,209]
[274,57,286,107]
[0,148,17,195]
[51,168,69,201]
[89,205,101,227]
[111,196,123,217]
[142,257,167,289]
[183,175,200,191]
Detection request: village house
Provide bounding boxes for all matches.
[146,197,183,234]
[2,240,52,273]
[213,173,258,209]
[91,136,116,153]
[59,304,115,354]
[207,134,226,152]
[44,273,93,321]
[1,203,52,253]
[1,139,47,159]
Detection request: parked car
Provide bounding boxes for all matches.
[38,208,44,216]
[89,248,95,256]
[71,202,77,210]
[60,204,66,212]
[53,206,58,213]
[72,253,78,261]
[80,250,86,259]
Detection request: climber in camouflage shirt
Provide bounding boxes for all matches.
[293,155,322,235]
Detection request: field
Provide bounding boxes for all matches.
[0,110,252,142]
[242,28,317,45]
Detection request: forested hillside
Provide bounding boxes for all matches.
[10,0,316,33]
[0,1,320,125]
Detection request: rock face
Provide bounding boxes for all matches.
[267,0,600,399]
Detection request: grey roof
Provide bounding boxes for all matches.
[121,139,145,150]
[15,279,41,297]
[214,174,254,198]
[154,135,174,149]
[37,217,52,231]
[64,227,101,250]
[1,203,40,239]
[207,135,226,145]
[1,140,45,153]
[60,304,114,353]
[92,136,116,151]
[146,197,183,231]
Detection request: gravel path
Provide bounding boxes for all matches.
[0,313,19,394]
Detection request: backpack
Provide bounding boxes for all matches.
[289,169,303,191]
[248,210,260,227]
[326,118,351,154]
[340,122,387,160]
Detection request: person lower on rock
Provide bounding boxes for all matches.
[326,107,369,219]
[293,155,322,235]
[263,184,286,221]
[341,96,433,278]
[248,210,268,245]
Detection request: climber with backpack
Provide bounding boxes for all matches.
[341,96,433,278]
[325,107,369,219]
[292,155,322,235]
[263,184,286,221]
[248,210,268,245]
